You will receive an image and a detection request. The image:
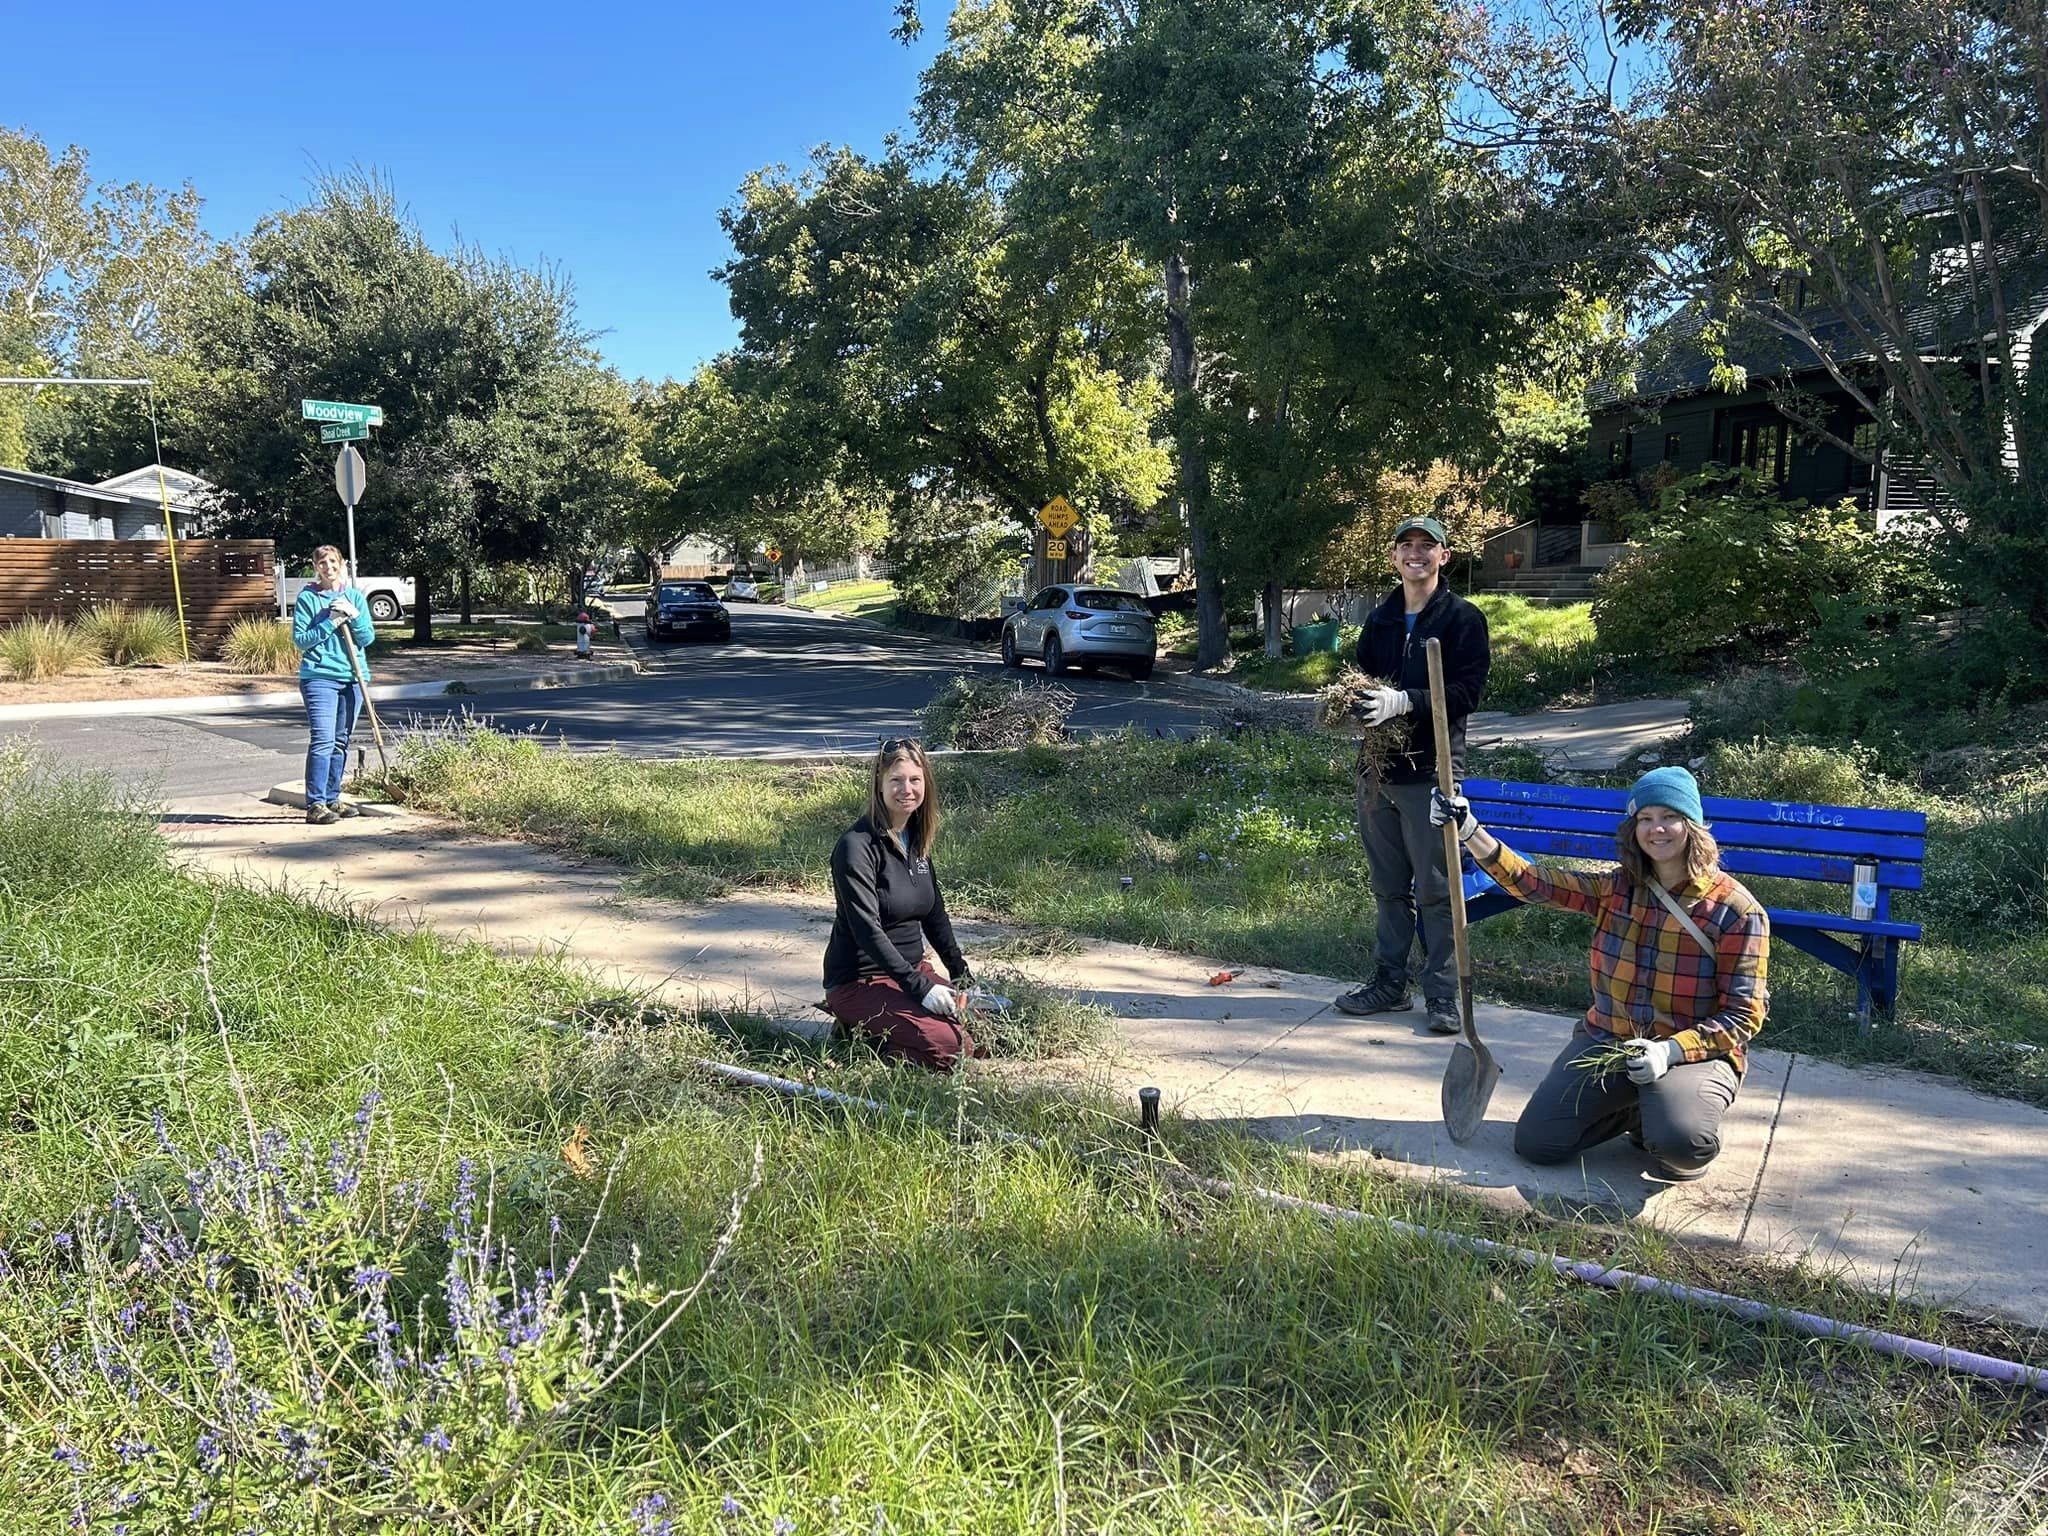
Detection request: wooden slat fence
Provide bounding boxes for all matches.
[0,539,277,655]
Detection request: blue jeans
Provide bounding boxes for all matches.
[301,676,363,806]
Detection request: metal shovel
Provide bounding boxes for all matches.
[1427,637,1501,1143]
[339,626,391,781]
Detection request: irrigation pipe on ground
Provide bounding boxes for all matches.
[691,1056,2048,1395]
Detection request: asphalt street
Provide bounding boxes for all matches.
[9,601,1224,803]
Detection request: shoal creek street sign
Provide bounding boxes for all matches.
[320,422,370,443]
[301,399,384,427]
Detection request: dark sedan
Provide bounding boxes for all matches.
[645,580,733,643]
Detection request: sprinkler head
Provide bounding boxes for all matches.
[1138,1085,1162,1133]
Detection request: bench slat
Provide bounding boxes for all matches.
[1464,778,1928,837]
[1468,798,1926,862]
[1462,871,1923,941]
[1480,829,1924,890]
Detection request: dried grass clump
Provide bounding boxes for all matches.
[920,674,1076,749]
[1315,666,1411,781]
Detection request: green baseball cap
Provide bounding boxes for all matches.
[1392,515,1449,546]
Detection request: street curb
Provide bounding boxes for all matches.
[0,660,644,723]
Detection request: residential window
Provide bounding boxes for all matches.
[1731,419,1789,483]
[1663,432,1683,462]
[1608,437,1624,465]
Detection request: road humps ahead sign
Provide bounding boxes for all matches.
[320,422,371,443]
[1038,496,1078,537]
[301,399,384,427]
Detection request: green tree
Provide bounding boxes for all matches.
[184,172,627,640]
[717,144,1168,589]
[634,359,888,586]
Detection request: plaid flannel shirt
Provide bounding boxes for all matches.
[1473,840,1769,1071]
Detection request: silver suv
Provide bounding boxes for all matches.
[1001,584,1157,680]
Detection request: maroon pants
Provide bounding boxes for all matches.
[825,960,976,1072]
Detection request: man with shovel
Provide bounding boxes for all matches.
[1335,515,1491,1035]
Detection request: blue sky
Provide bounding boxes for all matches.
[6,1,942,383]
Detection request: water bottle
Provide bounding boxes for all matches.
[1852,859,1878,922]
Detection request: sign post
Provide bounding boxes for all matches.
[305,400,381,579]
[334,444,368,580]
[1037,496,1080,587]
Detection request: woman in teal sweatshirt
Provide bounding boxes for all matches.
[291,544,376,824]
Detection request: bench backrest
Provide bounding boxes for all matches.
[1462,779,1928,918]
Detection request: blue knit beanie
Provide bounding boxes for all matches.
[1626,765,1706,826]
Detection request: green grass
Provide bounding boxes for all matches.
[791,578,898,622]
[388,725,2048,1108]
[1,744,2042,1533]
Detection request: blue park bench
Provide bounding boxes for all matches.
[1459,779,1929,1029]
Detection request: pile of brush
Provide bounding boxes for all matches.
[1315,666,1412,782]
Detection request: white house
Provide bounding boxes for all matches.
[0,462,215,541]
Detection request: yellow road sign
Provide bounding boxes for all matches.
[764,546,782,563]
[1038,497,1078,537]
[1044,537,1068,560]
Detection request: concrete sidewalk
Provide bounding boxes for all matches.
[160,791,2048,1327]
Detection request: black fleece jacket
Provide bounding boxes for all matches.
[824,816,970,1000]
[1355,578,1491,783]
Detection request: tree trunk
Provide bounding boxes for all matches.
[1263,578,1284,659]
[459,567,472,626]
[411,566,433,644]
[1166,247,1228,669]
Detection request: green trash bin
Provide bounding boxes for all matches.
[1290,619,1341,656]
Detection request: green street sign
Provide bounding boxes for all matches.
[301,399,383,427]
[320,422,371,443]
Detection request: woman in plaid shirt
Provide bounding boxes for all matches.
[1431,766,1769,1182]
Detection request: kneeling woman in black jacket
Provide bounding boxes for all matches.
[822,739,976,1070]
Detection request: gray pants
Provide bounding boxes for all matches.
[1357,776,1455,1002]
[1515,1028,1742,1176]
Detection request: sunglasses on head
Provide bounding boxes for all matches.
[878,736,920,753]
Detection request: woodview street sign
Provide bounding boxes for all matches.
[301,399,384,427]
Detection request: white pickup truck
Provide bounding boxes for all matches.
[276,570,416,624]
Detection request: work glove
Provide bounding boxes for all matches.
[327,596,358,622]
[1359,686,1413,727]
[1623,1037,1681,1085]
[1429,787,1479,843]
[921,983,962,1019]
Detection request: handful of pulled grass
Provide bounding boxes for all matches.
[1315,666,1411,782]
[1570,1040,1641,1082]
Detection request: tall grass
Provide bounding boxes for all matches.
[76,602,183,665]
[389,725,2048,1106]
[0,614,100,680]
[0,753,2039,1533]
[219,615,301,674]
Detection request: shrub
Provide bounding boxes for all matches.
[513,631,551,654]
[920,674,1075,749]
[219,617,300,675]
[1699,738,1908,809]
[1919,794,2048,942]
[1590,470,1873,664]
[0,614,99,680]
[76,602,182,666]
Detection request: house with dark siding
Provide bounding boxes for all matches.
[1584,245,2048,537]
[0,463,211,541]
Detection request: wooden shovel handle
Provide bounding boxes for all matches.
[1425,637,1473,985]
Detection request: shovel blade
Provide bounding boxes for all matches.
[1440,1039,1503,1145]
